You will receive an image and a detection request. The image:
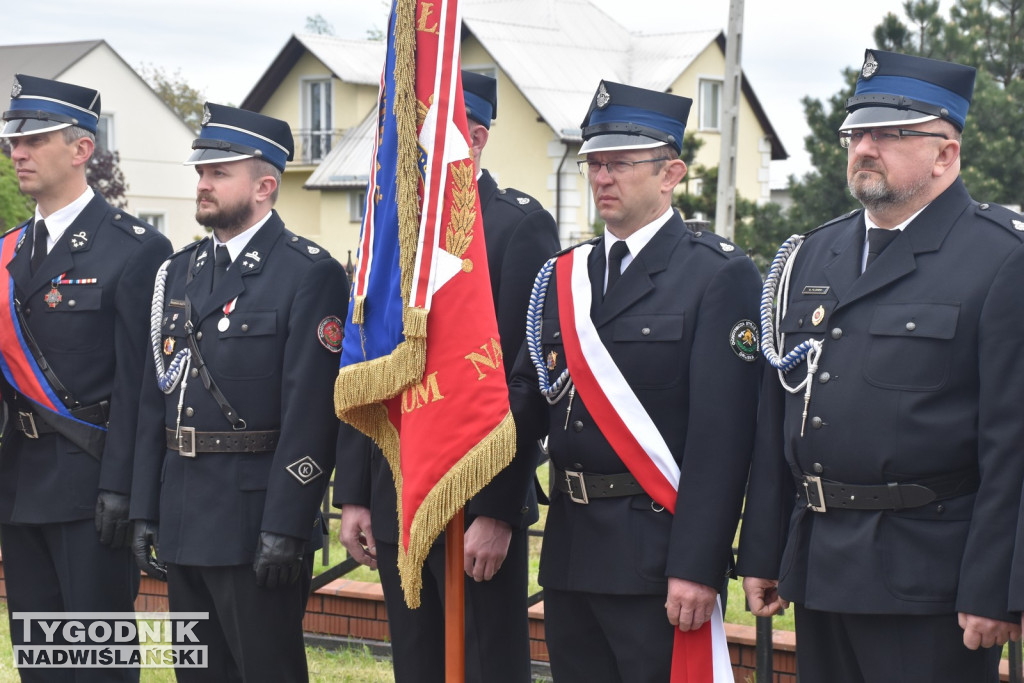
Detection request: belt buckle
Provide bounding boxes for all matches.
[564,470,589,505]
[18,411,38,439]
[178,426,196,458]
[804,475,826,513]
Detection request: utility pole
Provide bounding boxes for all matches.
[715,0,744,240]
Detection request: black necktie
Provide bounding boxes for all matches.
[30,220,47,275]
[605,240,629,297]
[865,228,899,270]
[212,244,230,289]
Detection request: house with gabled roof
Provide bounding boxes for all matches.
[0,40,199,246]
[241,0,787,258]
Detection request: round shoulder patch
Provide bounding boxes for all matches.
[318,316,344,353]
[730,320,759,362]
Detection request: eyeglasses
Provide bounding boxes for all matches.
[577,157,674,178]
[839,128,949,149]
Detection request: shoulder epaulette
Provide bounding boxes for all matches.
[169,237,207,260]
[2,221,27,238]
[282,230,331,261]
[688,227,745,259]
[495,187,544,214]
[804,208,862,238]
[109,210,162,242]
[552,235,599,259]
[974,201,1024,239]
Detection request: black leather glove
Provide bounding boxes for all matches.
[253,531,304,589]
[132,520,167,581]
[94,490,131,549]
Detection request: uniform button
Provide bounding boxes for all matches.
[979,203,990,210]
[553,331,560,339]
[810,416,823,429]
[68,300,76,307]
[693,231,702,237]
[520,506,529,514]
[936,504,945,514]
[24,307,30,315]
[905,321,916,332]
[818,371,831,383]
[241,323,250,332]
[190,368,199,378]
[641,327,651,336]
[831,328,843,340]
[573,462,584,470]
[291,236,299,242]
[813,462,824,474]
[196,331,203,341]
[798,318,804,327]
[185,407,194,417]
[169,323,176,330]
[572,420,583,432]
[114,213,122,220]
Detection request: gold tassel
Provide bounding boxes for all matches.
[396,411,518,608]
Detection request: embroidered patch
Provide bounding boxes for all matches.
[730,320,759,362]
[318,316,344,353]
[286,455,324,486]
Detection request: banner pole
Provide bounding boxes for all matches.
[445,508,466,683]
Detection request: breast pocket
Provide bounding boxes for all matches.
[612,314,684,387]
[864,303,959,391]
[779,299,836,346]
[40,286,106,353]
[215,310,278,379]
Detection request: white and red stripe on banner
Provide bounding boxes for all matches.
[556,243,734,682]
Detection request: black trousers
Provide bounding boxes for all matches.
[543,588,674,683]
[794,604,1001,683]
[376,527,533,683]
[165,557,313,683]
[2,519,140,683]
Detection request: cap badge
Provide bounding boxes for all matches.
[862,52,879,79]
[11,77,21,98]
[202,105,212,126]
[596,83,611,109]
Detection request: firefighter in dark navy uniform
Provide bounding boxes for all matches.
[507,81,762,683]
[334,71,560,683]
[739,50,1024,683]
[0,74,172,683]
[129,104,348,683]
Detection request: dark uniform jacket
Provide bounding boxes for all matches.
[334,169,560,541]
[738,179,1024,623]
[509,212,763,595]
[131,212,348,566]
[0,193,171,523]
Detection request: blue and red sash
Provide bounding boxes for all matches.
[0,227,105,434]
[555,243,733,682]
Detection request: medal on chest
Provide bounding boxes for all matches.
[218,296,238,332]
[45,273,98,308]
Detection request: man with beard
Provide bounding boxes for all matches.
[0,74,171,683]
[130,104,347,682]
[739,50,1024,683]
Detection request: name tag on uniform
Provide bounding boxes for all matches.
[802,285,830,296]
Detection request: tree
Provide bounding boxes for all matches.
[305,14,335,35]
[0,149,32,230]
[87,149,129,210]
[138,64,206,134]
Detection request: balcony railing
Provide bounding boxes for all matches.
[294,128,345,165]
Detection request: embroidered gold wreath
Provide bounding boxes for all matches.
[445,160,477,272]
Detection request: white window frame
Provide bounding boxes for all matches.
[96,113,115,152]
[138,211,167,235]
[349,190,367,223]
[301,77,333,163]
[698,78,723,132]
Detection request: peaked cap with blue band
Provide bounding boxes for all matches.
[579,80,692,155]
[841,49,976,131]
[462,70,497,129]
[1,74,101,138]
[185,103,294,172]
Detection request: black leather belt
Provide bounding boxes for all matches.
[166,427,280,457]
[13,401,109,439]
[554,467,645,504]
[798,468,980,512]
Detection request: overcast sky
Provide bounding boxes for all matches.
[1,0,946,183]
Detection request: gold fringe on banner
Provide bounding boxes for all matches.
[396,411,518,608]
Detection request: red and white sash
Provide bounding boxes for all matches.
[555,243,733,682]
